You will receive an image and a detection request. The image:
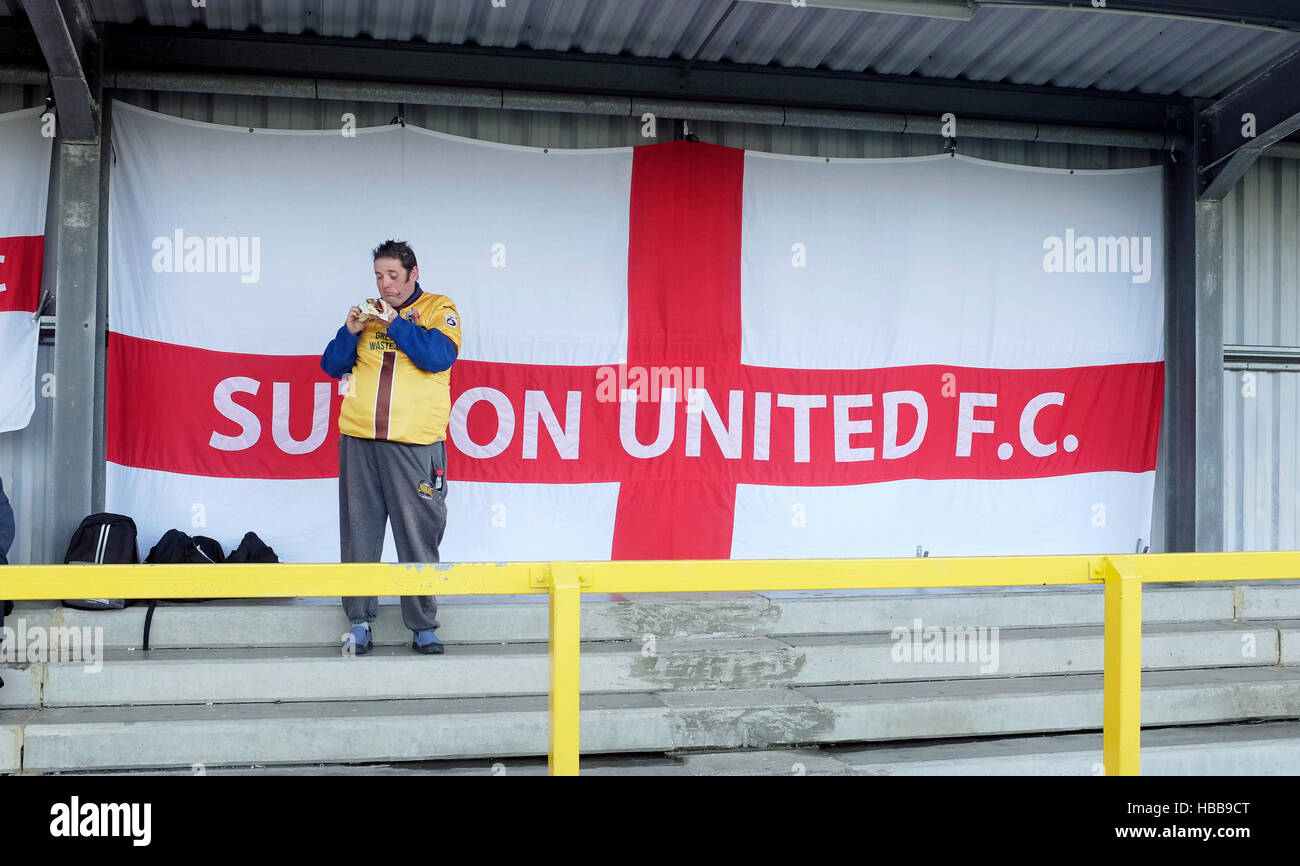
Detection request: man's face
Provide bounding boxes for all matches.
[374,256,419,307]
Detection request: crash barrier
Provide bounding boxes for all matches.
[6,552,1299,775]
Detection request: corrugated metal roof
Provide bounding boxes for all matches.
[0,0,1276,100]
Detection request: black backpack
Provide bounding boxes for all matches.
[146,529,225,567]
[227,532,279,563]
[61,513,141,611]
[141,529,225,649]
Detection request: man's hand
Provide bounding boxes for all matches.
[345,305,367,336]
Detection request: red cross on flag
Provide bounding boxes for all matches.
[0,108,52,434]
[106,103,1164,562]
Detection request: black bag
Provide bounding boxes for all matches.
[139,530,280,650]
[61,513,141,611]
[145,529,214,567]
[141,530,229,649]
[193,536,226,563]
[226,532,279,564]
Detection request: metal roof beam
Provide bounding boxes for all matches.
[740,0,977,20]
[983,1,1300,32]
[106,69,1177,150]
[1197,46,1300,199]
[101,24,1176,133]
[21,0,99,140]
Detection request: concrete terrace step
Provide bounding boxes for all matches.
[825,722,1300,776]
[83,755,694,776]
[8,666,1300,773]
[65,722,1300,776]
[672,721,1300,775]
[20,582,1300,650]
[5,620,1294,710]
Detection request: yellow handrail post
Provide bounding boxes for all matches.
[547,562,582,776]
[1101,555,1142,776]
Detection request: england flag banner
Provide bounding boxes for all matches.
[107,101,1163,563]
[0,107,52,434]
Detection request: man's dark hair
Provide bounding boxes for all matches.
[372,239,417,274]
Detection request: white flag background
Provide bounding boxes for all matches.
[0,107,53,434]
[106,101,1164,563]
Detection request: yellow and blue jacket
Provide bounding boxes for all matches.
[321,284,462,444]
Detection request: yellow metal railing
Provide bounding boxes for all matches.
[5,552,1300,776]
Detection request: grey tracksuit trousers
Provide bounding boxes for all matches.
[339,434,447,632]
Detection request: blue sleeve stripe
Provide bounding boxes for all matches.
[320,325,360,379]
[388,316,459,373]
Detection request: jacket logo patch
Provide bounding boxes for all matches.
[416,481,436,500]
[445,314,458,328]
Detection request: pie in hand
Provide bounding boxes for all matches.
[362,297,395,319]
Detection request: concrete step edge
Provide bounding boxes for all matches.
[14,626,1294,709]
[42,722,1300,776]
[14,667,1300,772]
[23,583,1280,648]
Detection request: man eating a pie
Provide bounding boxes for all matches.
[320,239,463,656]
